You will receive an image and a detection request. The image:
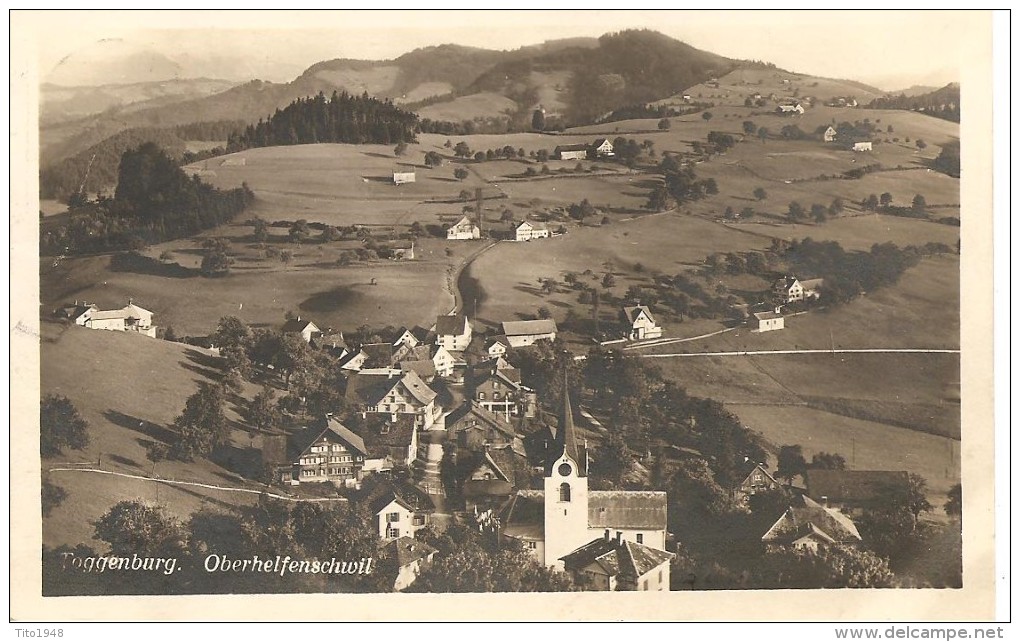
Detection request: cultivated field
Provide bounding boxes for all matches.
[40,233,470,336]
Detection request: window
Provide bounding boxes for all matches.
[642,579,648,591]
[386,528,400,538]
[493,392,501,400]
[413,515,425,526]
[559,483,571,502]
[479,392,486,400]
[527,541,537,550]
[386,512,400,523]
[636,534,643,544]
[659,570,663,584]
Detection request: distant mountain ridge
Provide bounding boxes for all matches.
[41,30,732,166]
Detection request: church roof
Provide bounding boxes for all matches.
[588,491,668,530]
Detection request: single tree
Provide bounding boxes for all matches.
[743,120,757,135]
[41,478,68,517]
[453,142,471,158]
[880,192,894,208]
[829,197,845,216]
[40,395,90,457]
[393,142,408,157]
[701,111,713,122]
[912,194,927,213]
[289,219,310,243]
[787,201,805,221]
[658,118,671,130]
[453,167,469,181]
[170,382,229,461]
[811,203,828,223]
[809,452,847,470]
[945,483,962,518]
[864,194,880,211]
[244,386,281,434]
[776,444,807,485]
[200,250,233,277]
[754,187,767,201]
[915,139,927,150]
[95,500,189,558]
[757,126,769,143]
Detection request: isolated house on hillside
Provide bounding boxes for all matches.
[621,305,663,341]
[773,276,805,303]
[435,314,472,352]
[592,138,615,157]
[501,319,558,347]
[392,171,416,185]
[777,103,805,115]
[282,317,320,343]
[852,141,873,152]
[823,126,837,142]
[761,495,862,552]
[515,220,551,242]
[65,300,158,338]
[753,309,785,333]
[554,144,589,161]
[446,215,481,240]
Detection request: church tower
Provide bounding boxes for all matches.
[542,376,589,569]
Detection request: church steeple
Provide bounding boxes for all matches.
[557,373,586,477]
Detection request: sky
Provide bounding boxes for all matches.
[25,10,975,90]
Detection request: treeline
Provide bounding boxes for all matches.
[866,84,960,123]
[783,238,940,304]
[40,120,246,201]
[225,91,418,152]
[41,143,254,255]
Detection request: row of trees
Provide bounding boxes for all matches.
[226,91,418,152]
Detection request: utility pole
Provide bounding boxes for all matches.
[475,187,484,235]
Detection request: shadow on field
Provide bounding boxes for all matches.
[108,252,199,279]
[106,410,177,444]
[210,443,263,481]
[107,453,141,469]
[513,284,544,298]
[185,348,225,370]
[180,361,224,382]
[361,175,393,183]
[300,286,359,313]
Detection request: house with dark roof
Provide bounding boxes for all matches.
[461,445,531,514]
[805,469,912,516]
[772,276,805,303]
[515,220,551,242]
[735,461,781,500]
[393,326,429,349]
[445,401,517,450]
[446,215,481,240]
[435,314,472,352]
[358,475,435,539]
[560,531,674,591]
[554,143,589,161]
[592,138,615,157]
[345,368,441,429]
[281,317,320,343]
[761,495,862,552]
[498,378,672,576]
[621,305,662,341]
[485,335,510,358]
[468,360,536,418]
[501,319,558,348]
[378,536,437,591]
[276,417,369,486]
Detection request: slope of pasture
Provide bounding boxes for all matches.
[394,82,454,104]
[416,92,519,122]
[663,67,886,109]
[40,324,262,548]
[734,404,960,509]
[528,70,573,116]
[40,236,458,337]
[463,213,767,326]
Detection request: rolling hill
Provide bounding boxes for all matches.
[41,30,733,167]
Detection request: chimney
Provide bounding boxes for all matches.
[820,495,828,508]
[615,531,623,544]
[604,529,611,542]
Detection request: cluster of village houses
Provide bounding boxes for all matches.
[54,290,905,591]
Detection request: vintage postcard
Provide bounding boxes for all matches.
[10,9,1000,623]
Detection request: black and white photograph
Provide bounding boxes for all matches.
[10,8,1002,624]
